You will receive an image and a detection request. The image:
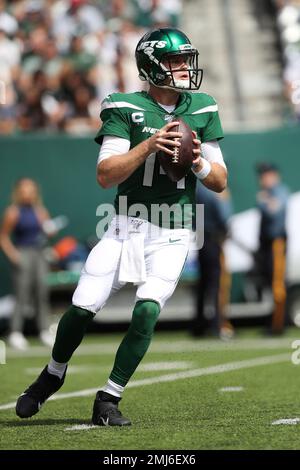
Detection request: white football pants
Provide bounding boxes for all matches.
[72,215,191,313]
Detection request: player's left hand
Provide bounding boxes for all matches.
[191,131,203,172]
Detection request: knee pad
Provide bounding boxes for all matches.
[131,300,160,337]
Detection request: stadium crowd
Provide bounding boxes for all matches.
[0,0,181,135]
[1,0,299,134]
[274,0,300,121]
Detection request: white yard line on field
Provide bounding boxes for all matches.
[219,386,244,392]
[25,361,195,376]
[139,360,194,371]
[0,353,289,412]
[272,418,300,425]
[65,424,98,431]
[67,416,300,432]
[25,365,110,375]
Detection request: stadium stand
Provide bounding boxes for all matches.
[182,0,285,130]
[1,0,300,134]
[0,0,182,135]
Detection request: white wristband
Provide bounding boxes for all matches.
[192,158,212,180]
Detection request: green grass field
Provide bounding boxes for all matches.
[1,328,300,450]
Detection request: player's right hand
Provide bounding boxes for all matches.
[147,121,183,156]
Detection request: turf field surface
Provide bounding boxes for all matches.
[1,328,300,450]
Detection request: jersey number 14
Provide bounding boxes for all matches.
[143,153,185,189]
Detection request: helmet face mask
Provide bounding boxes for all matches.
[135,28,203,91]
[159,51,203,90]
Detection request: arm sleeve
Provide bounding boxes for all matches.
[97,135,131,165]
[201,140,226,169]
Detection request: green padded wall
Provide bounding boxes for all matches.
[0,134,116,296]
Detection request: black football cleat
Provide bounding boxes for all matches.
[16,365,67,418]
[92,391,131,426]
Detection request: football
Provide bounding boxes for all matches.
[157,117,195,182]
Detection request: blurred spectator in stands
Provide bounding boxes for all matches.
[131,0,181,28]
[19,0,48,35]
[0,0,18,35]
[100,0,129,20]
[0,178,55,350]
[117,19,146,93]
[0,4,20,134]
[0,81,18,134]
[274,0,300,121]
[64,83,99,134]
[192,183,234,340]
[17,83,48,131]
[66,34,97,73]
[51,0,105,53]
[252,0,278,28]
[97,26,125,98]
[0,0,182,134]
[283,47,300,121]
[255,162,290,334]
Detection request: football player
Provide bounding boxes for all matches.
[16,28,227,426]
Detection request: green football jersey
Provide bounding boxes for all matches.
[95,91,224,229]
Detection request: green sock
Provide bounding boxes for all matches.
[109,300,160,386]
[52,305,94,363]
